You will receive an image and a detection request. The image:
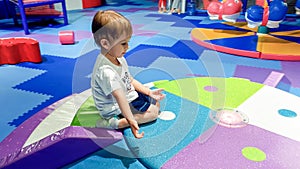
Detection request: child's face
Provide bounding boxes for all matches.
[109,36,131,58]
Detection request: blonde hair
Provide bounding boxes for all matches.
[91,10,133,47]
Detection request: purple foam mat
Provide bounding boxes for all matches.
[0,95,73,158]
[162,124,300,169]
[281,62,300,88]
[233,65,292,86]
[0,126,123,169]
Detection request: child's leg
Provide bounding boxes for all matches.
[118,101,160,129]
[169,0,180,13]
[171,0,180,9]
[162,0,167,12]
[135,101,160,124]
[158,0,164,12]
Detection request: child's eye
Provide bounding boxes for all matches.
[121,42,128,46]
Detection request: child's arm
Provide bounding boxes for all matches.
[112,88,144,139]
[131,78,165,101]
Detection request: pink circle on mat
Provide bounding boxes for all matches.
[204,86,218,92]
[210,108,249,128]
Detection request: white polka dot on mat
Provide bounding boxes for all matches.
[158,111,176,120]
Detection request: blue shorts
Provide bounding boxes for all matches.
[130,92,155,112]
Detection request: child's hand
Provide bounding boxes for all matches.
[128,119,144,139]
[149,88,165,101]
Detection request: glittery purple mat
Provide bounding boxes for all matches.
[162,124,300,169]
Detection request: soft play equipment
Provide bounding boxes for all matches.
[7,0,68,35]
[245,0,288,28]
[1,76,300,168]
[82,0,103,9]
[122,77,300,168]
[0,38,42,65]
[59,30,75,45]
[207,0,243,22]
[0,89,123,169]
[191,23,300,60]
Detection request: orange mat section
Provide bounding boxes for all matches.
[191,23,300,61]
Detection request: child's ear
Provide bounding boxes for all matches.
[100,39,110,50]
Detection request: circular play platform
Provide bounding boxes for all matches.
[191,22,300,61]
[122,77,300,169]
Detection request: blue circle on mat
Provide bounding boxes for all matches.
[278,109,297,118]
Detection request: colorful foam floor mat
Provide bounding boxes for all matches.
[0,0,300,168]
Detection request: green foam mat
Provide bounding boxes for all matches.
[154,77,264,110]
[71,96,102,127]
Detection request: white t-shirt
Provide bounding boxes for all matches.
[91,54,138,119]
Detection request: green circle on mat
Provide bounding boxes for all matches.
[242,147,266,162]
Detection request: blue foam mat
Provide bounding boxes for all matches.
[64,139,146,169]
[123,92,212,168]
[0,88,51,141]
[209,35,259,52]
[0,65,45,88]
[40,39,95,59]
[1,1,300,168]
